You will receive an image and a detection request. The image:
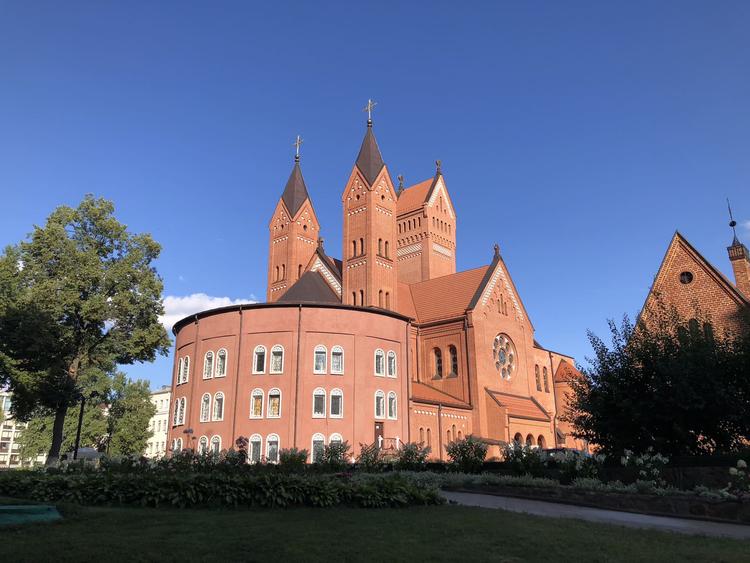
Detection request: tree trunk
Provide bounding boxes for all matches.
[45,403,69,466]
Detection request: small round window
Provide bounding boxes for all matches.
[679,271,694,285]
[493,334,516,380]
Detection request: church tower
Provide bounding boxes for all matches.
[728,202,750,298]
[267,139,320,302]
[341,101,398,310]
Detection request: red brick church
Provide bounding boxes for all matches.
[168,107,583,462]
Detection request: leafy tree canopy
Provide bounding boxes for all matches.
[0,195,169,462]
[565,304,750,456]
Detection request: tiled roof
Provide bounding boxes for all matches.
[554,359,581,384]
[406,266,491,323]
[281,162,310,217]
[315,247,342,280]
[486,390,550,422]
[411,382,471,409]
[277,271,340,305]
[396,282,417,319]
[397,177,434,214]
[355,127,385,185]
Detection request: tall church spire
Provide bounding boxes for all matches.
[356,99,385,185]
[281,135,310,217]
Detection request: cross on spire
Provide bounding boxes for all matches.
[293,135,303,162]
[363,98,377,127]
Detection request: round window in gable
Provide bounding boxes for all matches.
[492,333,516,381]
[679,271,694,285]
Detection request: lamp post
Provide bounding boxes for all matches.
[73,390,99,461]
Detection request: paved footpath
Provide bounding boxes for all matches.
[443,491,750,540]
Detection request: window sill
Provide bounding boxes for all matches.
[312,414,326,419]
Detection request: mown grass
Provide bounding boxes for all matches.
[0,497,747,562]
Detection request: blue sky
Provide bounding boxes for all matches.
[1,2,749,389]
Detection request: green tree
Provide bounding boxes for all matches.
[0,195,169,464]
[565,307,750,456]
[105,373,155,456]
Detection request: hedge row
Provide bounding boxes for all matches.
[0,472,445,509]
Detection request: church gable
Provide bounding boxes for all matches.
[268,199,291,234]
[470,249,531,329]
[426,176,455,220]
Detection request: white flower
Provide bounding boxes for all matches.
[737,460,748,469]
[729,467,738,476]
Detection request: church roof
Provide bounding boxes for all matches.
[281,162,311,217]
[554,359,581,384]
[411,382,472,409]
[404,266,491,323]
[397,177,434,213]
[277,271,340,305]
[355,127,385,185]
[486,390,550,422]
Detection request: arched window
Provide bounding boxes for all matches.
[385,292,390,308]
[457,430,463,439]
[359,238,364,255]
[537,435,546,448]
[449,345,458,376]
[298,264,303,278]
[198,436,208,455]
[249,434,262,464]
[281,264,286,279]
[331,346,344,374]
[433,348,443,378]
[275,266,279,281]
[313,387,326,418]
[250,389,264,419]
[419,427,424,443]
[526,434,535,447]
[378,238,383,256]
[513,433,523,445]
[374,390,385,419]
[447,429,452,443]
[352,291,356,305]
[181,356,190,383]
[352,240,357,258]
[200,393,211,422]
[385,241,390,258]
[359,289,364,306]
[427,428,432,447]
[329,433,343,445]
[311,433,325,463]
[173,400,180,426]
[270,345,284,374]
[387,391,397,420]
[378,290,384,307]
[374,349,385,376]
[216,349,227,377]
[213,392,224,421]
[178,397,186,425]
[177,358,184,383]
[203,351,214,379]
[267,388,281,418]
[330,388,343,418]
[266,434,280,463]
[543,367,549,393]
[172,438,183,452]
[535,365,542,391]
[387,351,397,377]
[210,436,221,455]
[313,345,327,374]
[253,346,266,374]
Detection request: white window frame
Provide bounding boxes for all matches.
[210,435,221,454]
[178,397,186,425]
[313,345,327,374]
[203,351,214,379]
[387,391,398,420]
[267,388,282,418]
[387,351,397,378]
[212,392,225,421]
[311,433,325,463]
[329,433,343,445]
[270,345,284,374]
[177,358,184,384]
[253,346,267,374]
[198,436,208,455]
[374,390,385,419]
[266,433,280,464]
[172,401,179,426]
[329,388,343,418]
[200,393,211,422]
[331,346,344,375]
[249,433,262,464]
[216,348,228,378]
[250,389,264,419]
[181,356,190,384]
[374,349,385,377]
[312,387,326,418]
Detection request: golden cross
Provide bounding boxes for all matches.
[363,99,377,122]
[293,135,303,161]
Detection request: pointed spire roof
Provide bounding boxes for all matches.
[355,125,385,185]
[281,160,310,217]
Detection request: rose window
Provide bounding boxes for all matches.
[493,334,516,380]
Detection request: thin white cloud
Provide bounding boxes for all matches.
[160,293,257,332]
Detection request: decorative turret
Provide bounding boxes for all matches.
[727,200,750,297]
[267,136,320,302]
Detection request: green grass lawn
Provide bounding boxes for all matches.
[0,498,747,562]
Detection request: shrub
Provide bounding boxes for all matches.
[501,442,545,477]
[318,441,351,472]
[620,447,669,488]
[393,442,430,471]
[445,435,487,473]
[278,448,308,473]
[356,442,383,472]
[548,450,606,483]
[728,459,749,494]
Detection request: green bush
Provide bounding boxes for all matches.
[356,442,383,472]
[318,441,351,472]
[501,443,545,477]
[0,471,445,509]
[445,436,487,473]
[278,448,308,473]
[393,442,430,471]
[547,450,606,483]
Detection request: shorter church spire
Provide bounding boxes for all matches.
[281,136,310,217]
[355,100,385,185]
